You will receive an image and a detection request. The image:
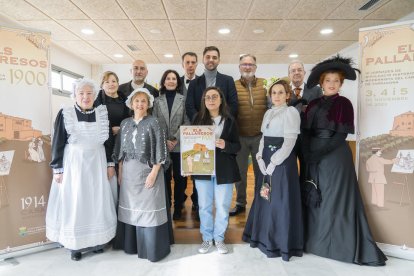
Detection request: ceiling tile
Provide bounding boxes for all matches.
[365,0,414,20]
[118,41,154,55]
[79,53,114,64]
[118,0,167,19]
[163,0,206,19]
[285,41,325,55]
[95,20,143,40]
[239,20,282,41]
[170,20,206,41]
[218,54,241,63]
[26,0,87,20]
[249,0,298,19]
[146,41,179,54]
[156,54,182,64]
[299,54,330,64]
[207,20,244,40]
[207,41,238,55]
[128,53,160,63]
[270,20,319,40]
[0,0,48,20]
[21,20,80,41]
[288,0,343,19]
[303,19,359,41]
[59,20,111,40]
[311,40,353,55]
[176,41,206,55]
[71,0,127,19]
[208,0,252,19]
[132,20,174,40]
[333,20,393,41]
[55,40,101,55]
[254,54,292,64]
[88,41,129,57]
[327,0,382,20]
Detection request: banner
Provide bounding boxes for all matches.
[180,126,215,175]
[0,26,52,254]
[358,21,414,249]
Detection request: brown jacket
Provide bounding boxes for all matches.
[235,77,267,136]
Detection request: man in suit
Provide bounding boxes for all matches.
[288,60,322,113]
[180,52,198,99]
[185,46,238,121]
[288,60,322,183]
[230,54,267,216]
[118,59,159,98]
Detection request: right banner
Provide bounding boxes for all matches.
[358,21,414,249]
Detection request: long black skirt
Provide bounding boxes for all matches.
[242,137,303,261]
[303,137,387,266]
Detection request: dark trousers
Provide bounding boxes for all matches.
[165,152,188,209]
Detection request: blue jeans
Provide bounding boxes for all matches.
[195,177,233,242]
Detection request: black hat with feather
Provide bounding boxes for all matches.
[307,54,360,88]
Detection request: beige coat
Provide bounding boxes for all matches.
[366,155,394,184]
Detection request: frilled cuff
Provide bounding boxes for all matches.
[107,162,115,167]
[53,168,64,174]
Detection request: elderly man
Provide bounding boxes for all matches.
[229,54,267,216]
[185,46,238,121]
[118,59,159,98]
[181,52,198,98]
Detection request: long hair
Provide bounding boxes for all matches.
[193,86,231,125]
[159,69,182,95]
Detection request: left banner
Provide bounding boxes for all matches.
[0,26,52,255]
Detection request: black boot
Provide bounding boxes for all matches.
[71,252,82,261]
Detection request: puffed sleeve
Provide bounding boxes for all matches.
[283,106,300,139]
[50,109,67,173]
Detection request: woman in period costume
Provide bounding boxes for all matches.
[192,87,241,255]
[242,77,303,262]
[152,69,189,220]
[46,78,117,261]
[301,55,387,266]
[113,87,173,262]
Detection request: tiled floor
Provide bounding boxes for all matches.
[1,245,414,276]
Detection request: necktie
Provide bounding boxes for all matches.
[186,79,190,84]
[294,87,302,99]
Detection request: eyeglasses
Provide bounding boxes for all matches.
[240,63,257,68]
[204,95,219,101]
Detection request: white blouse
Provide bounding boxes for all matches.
[261,104,300,139]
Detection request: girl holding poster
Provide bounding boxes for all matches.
[192,87,241,255]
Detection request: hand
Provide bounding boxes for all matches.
[167,140,176,152]
[266,162,276,175]
[215,139,225,149]
[258,159,267,175]
[112,126,120,135]
[107,167,116,180]
[54,173,63,183]
[145,172,157,189]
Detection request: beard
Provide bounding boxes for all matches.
[241,71,255,79]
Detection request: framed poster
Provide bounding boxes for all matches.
[180,126,215,175]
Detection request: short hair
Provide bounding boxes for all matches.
[239,54,256,63]
[268,79,292,103]
[288,60,305,73]
[319,70,345,86]
[182,52,198,62]
[203,46,220,58]
[71,78,99,99]
[159,69,182,95]
[100,71,119,88]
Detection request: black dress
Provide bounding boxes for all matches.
[301,94,387,266]
[243,105,303,261]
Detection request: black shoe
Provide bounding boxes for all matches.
[229,205,246,216]
[71,252,82,261]
[93,249,104,254]
[173,208,182,220]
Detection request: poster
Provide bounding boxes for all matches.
[0,26,52,254]
[180,126,215,175]
[358,20,414,248]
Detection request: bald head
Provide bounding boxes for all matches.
[131,60,148,85]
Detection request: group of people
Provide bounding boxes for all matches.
[45,46,387,266]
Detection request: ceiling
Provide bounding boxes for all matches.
[1,0,414,65]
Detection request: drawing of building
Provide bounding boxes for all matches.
[389,111,414,137]
[0,113,42,141]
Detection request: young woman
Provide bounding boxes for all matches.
[46,78,117,261]
[192,87,241,254]
[113,88,173,262]
[152,69,189,220]
[242,78,303,261]
[302,55,387,266]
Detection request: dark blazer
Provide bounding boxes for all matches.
[193,116,241,184]
[118,80,159,98]
[180,75,199,100]
[185,72,238,121]
[289,83,322,114]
